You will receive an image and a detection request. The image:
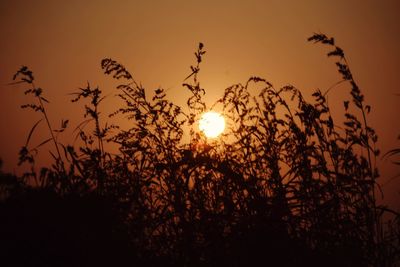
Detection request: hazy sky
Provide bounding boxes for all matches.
[0,0,399,205]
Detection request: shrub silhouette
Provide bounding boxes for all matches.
[1,33,399,266]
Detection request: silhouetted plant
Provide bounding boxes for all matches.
[3,34,400,266]
[12,67,68,190]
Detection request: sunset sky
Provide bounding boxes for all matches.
[0,0,399,206]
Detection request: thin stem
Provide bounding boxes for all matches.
[32,82,62,165]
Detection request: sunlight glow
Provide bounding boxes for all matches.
[199,111,225,138]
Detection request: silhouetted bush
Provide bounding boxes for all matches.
[1,33,399,266]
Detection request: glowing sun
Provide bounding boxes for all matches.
[199,111,225,138]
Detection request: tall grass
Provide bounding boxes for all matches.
[0,33,399,266]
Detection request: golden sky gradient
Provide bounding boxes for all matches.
[0,0,399,206]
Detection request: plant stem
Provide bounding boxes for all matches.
[33,83,62,164]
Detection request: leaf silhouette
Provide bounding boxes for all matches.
[25,119,43,147]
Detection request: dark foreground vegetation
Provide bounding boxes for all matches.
[1,34,399,266]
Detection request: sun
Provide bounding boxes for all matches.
[199,111,225,138]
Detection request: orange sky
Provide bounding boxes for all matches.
[0,0,399,206]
